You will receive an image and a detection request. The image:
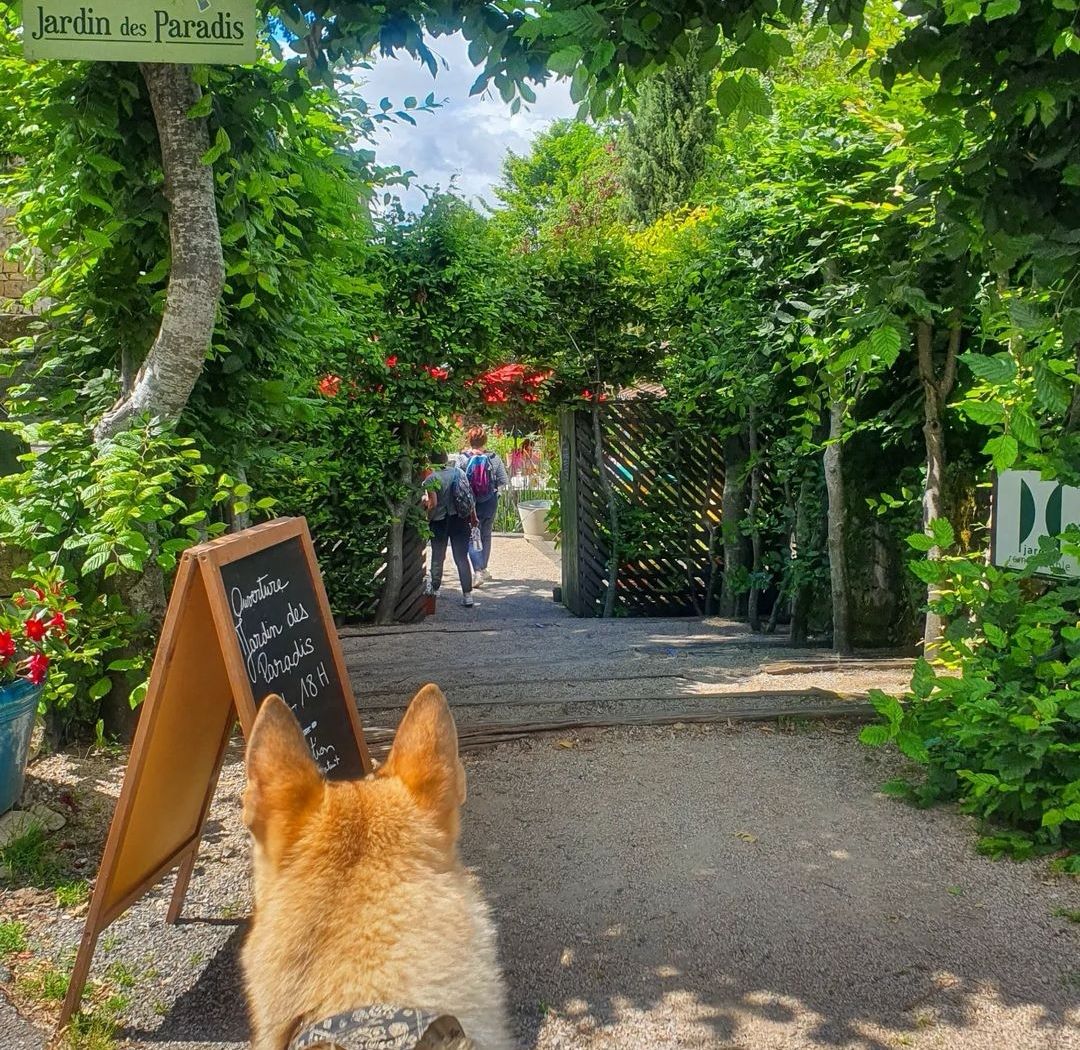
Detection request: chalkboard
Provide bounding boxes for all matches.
[219,535,364,780]
[61,517,371,1028]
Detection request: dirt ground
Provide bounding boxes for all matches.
[1,723,1077,1050]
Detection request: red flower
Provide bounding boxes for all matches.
[27,652,49,685]
[32,586,45,601]
[13,594,25,608]
[46,611,67,636]
[0,631,14,662]
[317,374,342,397]
[25,617,46,641]
[582,389,593,400]
[385,355,398,369]
[423,365,450,381]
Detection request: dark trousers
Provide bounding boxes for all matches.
[470,495,497,571]
[430,515,472,593]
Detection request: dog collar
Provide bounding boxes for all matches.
[289,1005,468,1050]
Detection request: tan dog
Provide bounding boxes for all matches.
[241,685,512,1050]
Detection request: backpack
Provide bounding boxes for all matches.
[465,453,494,501]
[451,469,475,520]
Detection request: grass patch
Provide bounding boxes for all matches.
[56,879,90,909]
[1053,906,1080,923]
[104,961,137,989]
[1,823,58,879]
[63,990,128,1050]
[0,919,27,956]
[17,959,70,1002]
[0,822,71,889]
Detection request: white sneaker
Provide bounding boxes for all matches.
[461,592,475,608]
[473,569,486,587]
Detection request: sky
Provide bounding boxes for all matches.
[358,34,576,211]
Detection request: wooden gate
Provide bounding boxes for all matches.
[559,402,724,617]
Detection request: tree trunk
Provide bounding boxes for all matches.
[592,404,619,618]
[917,318,960,656]
[375,446,414,626]
[88,64,223,738]
[789,471,810,645]
[94,64,224,441]
[747,410,763,631]
[719,430,749,618]
[824,401,852,655]
[226,463,252,533]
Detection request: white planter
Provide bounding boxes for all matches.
[517,499,554,539]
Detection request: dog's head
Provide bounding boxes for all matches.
[241,686,470,1048]
[243,684,467,875]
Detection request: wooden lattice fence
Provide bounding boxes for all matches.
[355,526,428,624]
[559,401,724,617]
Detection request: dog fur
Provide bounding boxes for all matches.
[241,685,512,1050]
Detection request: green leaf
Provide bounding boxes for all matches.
[911,657,937,699]
[1009,408,1040,449]
[896,730,930,764]
[962,352,1017,385]
[81,551,109,575]
[868,325,903,362]
[859,724,891,746]
[186,93,213,119]
[200,127,231,167]
[906,532,936,552]
[983,622,1008,647]
[984,0,1021,18]
[715,77,742,117]
[738,74,772,118]
[89,677,112,700]
[984,434,1019,471]
[237,292,257,310]
[547,47,584,76]
[960,400,1006,425]
[929,517,955,548]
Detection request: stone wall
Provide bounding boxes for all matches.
[0,202,30,306]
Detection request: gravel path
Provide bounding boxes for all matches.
[421,534,564,624]
[2,724,1077,1049]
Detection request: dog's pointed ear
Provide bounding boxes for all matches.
[243,695,324,859]
[380,684,466,839]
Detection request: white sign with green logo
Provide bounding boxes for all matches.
[23,1,257,64]
[991,470,1080,577]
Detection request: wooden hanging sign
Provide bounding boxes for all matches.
[60,517,370,1027]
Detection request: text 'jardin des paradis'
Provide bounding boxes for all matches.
[24,1,257,64]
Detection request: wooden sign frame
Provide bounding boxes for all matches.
[60,517,370,1027]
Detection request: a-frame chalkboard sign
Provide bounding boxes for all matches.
[59,517,370,1027]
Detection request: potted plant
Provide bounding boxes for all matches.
[0,574,73,814]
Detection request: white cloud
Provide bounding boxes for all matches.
[359,34,575,210]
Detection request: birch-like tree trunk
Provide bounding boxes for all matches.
[94,64,224,441]
[917,317,960,655]
[93,65,224,737]
[824,401,852,655]
[746,410,763,631]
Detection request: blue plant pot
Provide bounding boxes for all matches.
[0,678,42,815]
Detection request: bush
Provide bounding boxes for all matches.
[862,528,1080,868]
[0,420,233,737]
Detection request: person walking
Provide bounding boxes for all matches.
[461,426,509,586]
[423,451,477,608]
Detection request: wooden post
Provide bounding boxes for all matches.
[559,406,582,616]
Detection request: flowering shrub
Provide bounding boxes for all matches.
[0,570,74,689]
